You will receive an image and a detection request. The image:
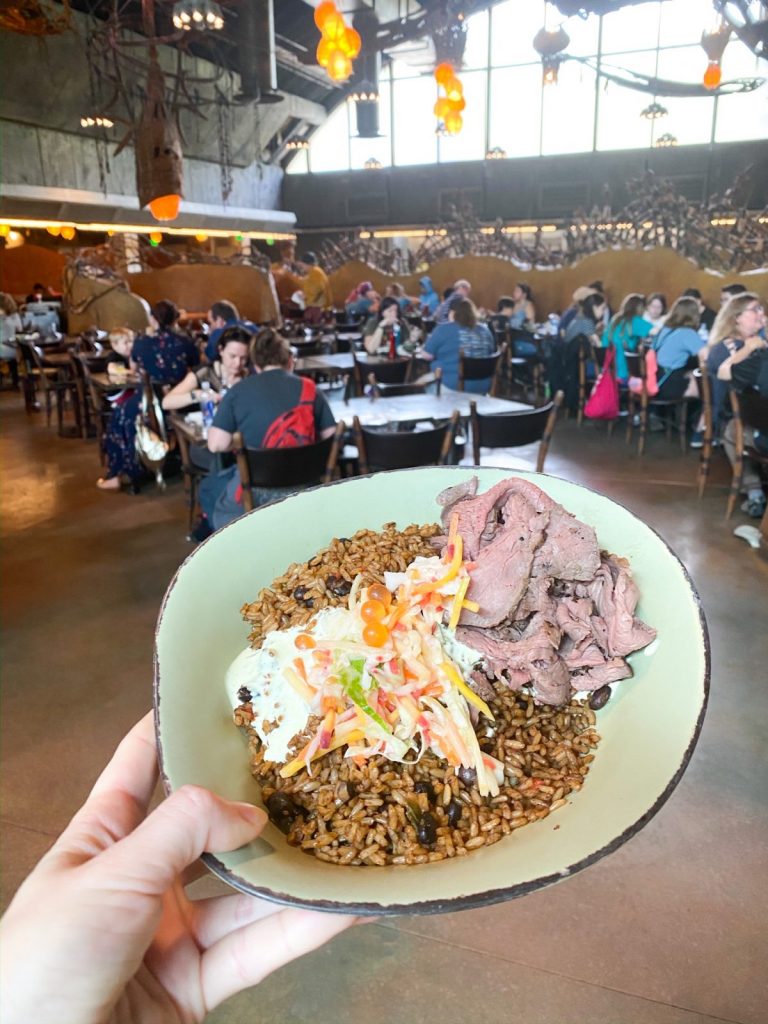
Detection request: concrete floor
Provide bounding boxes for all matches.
[2,389,766,1024]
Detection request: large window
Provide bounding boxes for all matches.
[286,0,765,174]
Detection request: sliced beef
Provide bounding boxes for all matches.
[440,478,557,560]
[457,621,569,706]
[459,512,547,628]
[436,477,478,519]
[469,670,499,702]
[572,658,633,690]
[555,597,594,642]
[532,507,600,582]
[577,555,656,657]
[515,574,556,620]
[560,636,607,670]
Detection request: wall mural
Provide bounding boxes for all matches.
[318,169,768,277]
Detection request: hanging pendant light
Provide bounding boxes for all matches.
[533,25,570,85]
[172,0,224,32]
[700,23,731,90]
[640,101,668,120]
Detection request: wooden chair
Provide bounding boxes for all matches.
[469,391,564,473]
[25,340,75,430]
[366,367,442,398]
[625,350,691,456]
[173,426,209,538]
[74,355,113,462]
[15,338,57,414]
[231,423,343,513]
[507,328,544,403]
[352,352,413,396]
[458,348,504,396]
[353,412,459,474]
[575,335,596,426]
[694,363,714,498]
[726,389,768,520]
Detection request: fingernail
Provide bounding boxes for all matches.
[236,802,267,827]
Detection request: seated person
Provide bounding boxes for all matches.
[362,297,410,355]
[642,293,667,332]
[385,283,417,314]
[508,282,536,331]
[418,276,439,317]
[651,296,706,400]
[344,281,376,319]
[105,328,135,377]
[550,292,606,414]
[204,300,256,362]
[602,293,652,381]
[162,326,252,471]
[197,329,336,533]
[682,288,715,333]
[714,296,767,518]
[419,296,495,392]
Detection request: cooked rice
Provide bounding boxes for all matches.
[236,523,600,866]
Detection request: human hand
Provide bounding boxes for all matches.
[382,305,398,324]
[0,713,358,1024]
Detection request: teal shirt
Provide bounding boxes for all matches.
[602,316,652,381]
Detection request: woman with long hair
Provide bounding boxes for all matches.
[508,282,536,330]
[98,301,199,492]
[420,296,495,392]
[708,293,767,516]
[602,293,652,381]
[643,293,667,331]
[650,296,705,400]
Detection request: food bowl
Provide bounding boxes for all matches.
[154,467,709,915]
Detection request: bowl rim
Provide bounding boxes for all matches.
[153,466,710,916]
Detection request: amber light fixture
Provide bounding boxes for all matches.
[701,23,731,90]
[315,2,360,84]
[148,194,181,221]
[433,61,465,135]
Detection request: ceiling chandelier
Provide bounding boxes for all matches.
[654,132,678,147]
[640,101,669,119]
[286,139,309,151]
[364,157,383,170]
[486,146,507,159]
[172,0,224,33]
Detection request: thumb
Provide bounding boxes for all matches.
[95,785,267,896]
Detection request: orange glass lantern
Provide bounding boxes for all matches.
[195,232,208,242]
[149,193,181,221]
[313,1,336,31]
[434,61,454,86]
[445,76,463,102]
[433,97,452,119]
[149,231,163,244]
[449,95,466,113]
[703,60,722,89]
[327,49,352,82]
[444,110,463,135]
[322,11,345,41]
[46,225,61,236]
[316,37,333,67]
[60,226,76,240]
[340,26,361,58]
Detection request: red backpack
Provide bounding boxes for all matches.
[261,376,317,449]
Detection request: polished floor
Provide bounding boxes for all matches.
[2,389,766,1024]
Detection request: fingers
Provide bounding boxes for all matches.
[88,711,158,811]
[95,785,267,896]
[200,908,358,1010]
[190,893,285,949]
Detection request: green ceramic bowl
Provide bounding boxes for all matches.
[154,468,709,915]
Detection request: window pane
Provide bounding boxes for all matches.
[462,10,488,71]
[541,61,596,155]
[561,12,600,57]
[285,149,308,175]
[654,45,715,146]
[659,0,718,47]
[595,51,657,151]
[307,102,350,173]
[490,0,546,67]
[438,70,487,163]
[601,3,661,53]
[488,65,541,157]
[392,76,438,166]
[715,46,768,143]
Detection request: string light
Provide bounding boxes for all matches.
[0,217,295,241]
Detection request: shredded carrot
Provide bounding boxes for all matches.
[461,599,480,612]
[283,666,314,704]
[448,577,470,630]
[279,729,365,778]
[441,660,494,721]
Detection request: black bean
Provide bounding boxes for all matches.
[414,780,435,802]
[236,686,252,703]
[266,792,298,834]
[417,811,438,847]
[447,800,463,827]
[325,574,352,597]
[457,765,477,786]
[589,685,612,710]
[292,585,308,601]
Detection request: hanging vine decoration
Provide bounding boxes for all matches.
[215,85,234,203]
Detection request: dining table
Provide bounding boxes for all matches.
[329,389,527,428]
[90,371,141,392]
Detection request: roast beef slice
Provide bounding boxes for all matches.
[532,508,600,582]
[457,623,570,706]
[577,556,656,658]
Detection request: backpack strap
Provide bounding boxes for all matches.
[298,375,316,404]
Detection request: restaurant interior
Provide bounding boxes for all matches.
[1,0,766,1021]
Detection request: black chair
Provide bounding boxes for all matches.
[231,423,343,513]
[469,391,564,473]
[352,352,413,396]
[625,349,693,456]
[173,426,209,538]
[366,367,442,398]
[353,412,460,474]
[15,337,57,414]
[507,328,544,403]
[458,348,504,396]
[74,354,113,461]
[22,340,76,429]
[726,388,768,520]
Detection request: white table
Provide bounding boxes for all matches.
[329,389,528,427]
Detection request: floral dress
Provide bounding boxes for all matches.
[103,330,199,481]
